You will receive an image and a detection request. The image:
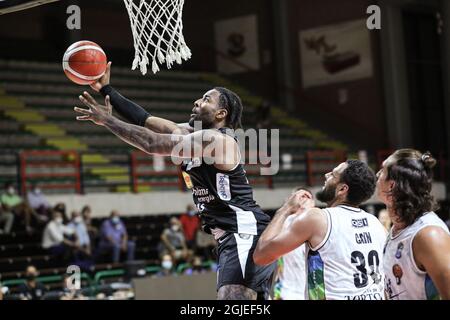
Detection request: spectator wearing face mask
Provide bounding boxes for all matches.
[53,202,69,224]
[27,183,51,222]
[179,205,200,250]
[159,217,192,263]
[97,210,135,263]
[155,254,177,277]
[81,205,98,243]
[1,182,35,232]
[18,266,47,300]
[68,211,92,267]
[42,211,77,262]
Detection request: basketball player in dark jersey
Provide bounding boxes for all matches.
[74,62,275,300]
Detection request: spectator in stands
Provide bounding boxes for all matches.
[53,202,69,224]
[18,265,47,300]
[0,205,14,234]
[42,210,78,262]
[68,211,92,268]
[81,205,98,244]
[1,182,34,232]
[160,217,191,263]
[154,254,177,277]
[195,229,216,261]
[97,210,135,263]
[179,204,200,250]
[26,183,51,222]
[377,208,392,231]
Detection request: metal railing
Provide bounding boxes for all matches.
[7,149,447,193]
[19,150,81,194]
[130,151,185,192]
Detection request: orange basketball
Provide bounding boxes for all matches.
[62,40,107,85]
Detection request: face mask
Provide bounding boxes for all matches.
[74,216,83,224]
[34,188,41,194]
[7,187,15,195]
[171,225,180,232]
[188,210,196,216]
[55,217,63,224]
[27,274,37,281]
[162,261,173,270]
[112,217,120,224]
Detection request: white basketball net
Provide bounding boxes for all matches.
[123,0,192,75]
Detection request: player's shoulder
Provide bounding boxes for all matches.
[293,207,327,226]
[307,207,326,215]
[412,224,450,262]
[414,222,450,245]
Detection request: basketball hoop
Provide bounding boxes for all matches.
[123,0,192,75]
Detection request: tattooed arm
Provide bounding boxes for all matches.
[90,62,192,135]
[74,92,239,169]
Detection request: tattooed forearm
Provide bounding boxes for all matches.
[103,116,171,154]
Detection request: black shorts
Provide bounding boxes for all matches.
[216,232,276,293]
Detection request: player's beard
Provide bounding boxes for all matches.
[189,114,214,129]
[188,114,198,127]
[316,183,337,205]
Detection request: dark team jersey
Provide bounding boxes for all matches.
[180,128,271,235]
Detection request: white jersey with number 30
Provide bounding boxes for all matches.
[307,205,387,300]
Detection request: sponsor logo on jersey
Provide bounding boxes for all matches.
[182,171,193,189]
[351,218,368,228]
[216,173,231,201]
[392,264,403,285]
[192,187,215,203]
[395,242,404,259]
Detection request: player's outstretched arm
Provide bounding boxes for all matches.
[74,92,233,162]
[91,61,192,135]
[144,117,193,135]
[413,226,450,299]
